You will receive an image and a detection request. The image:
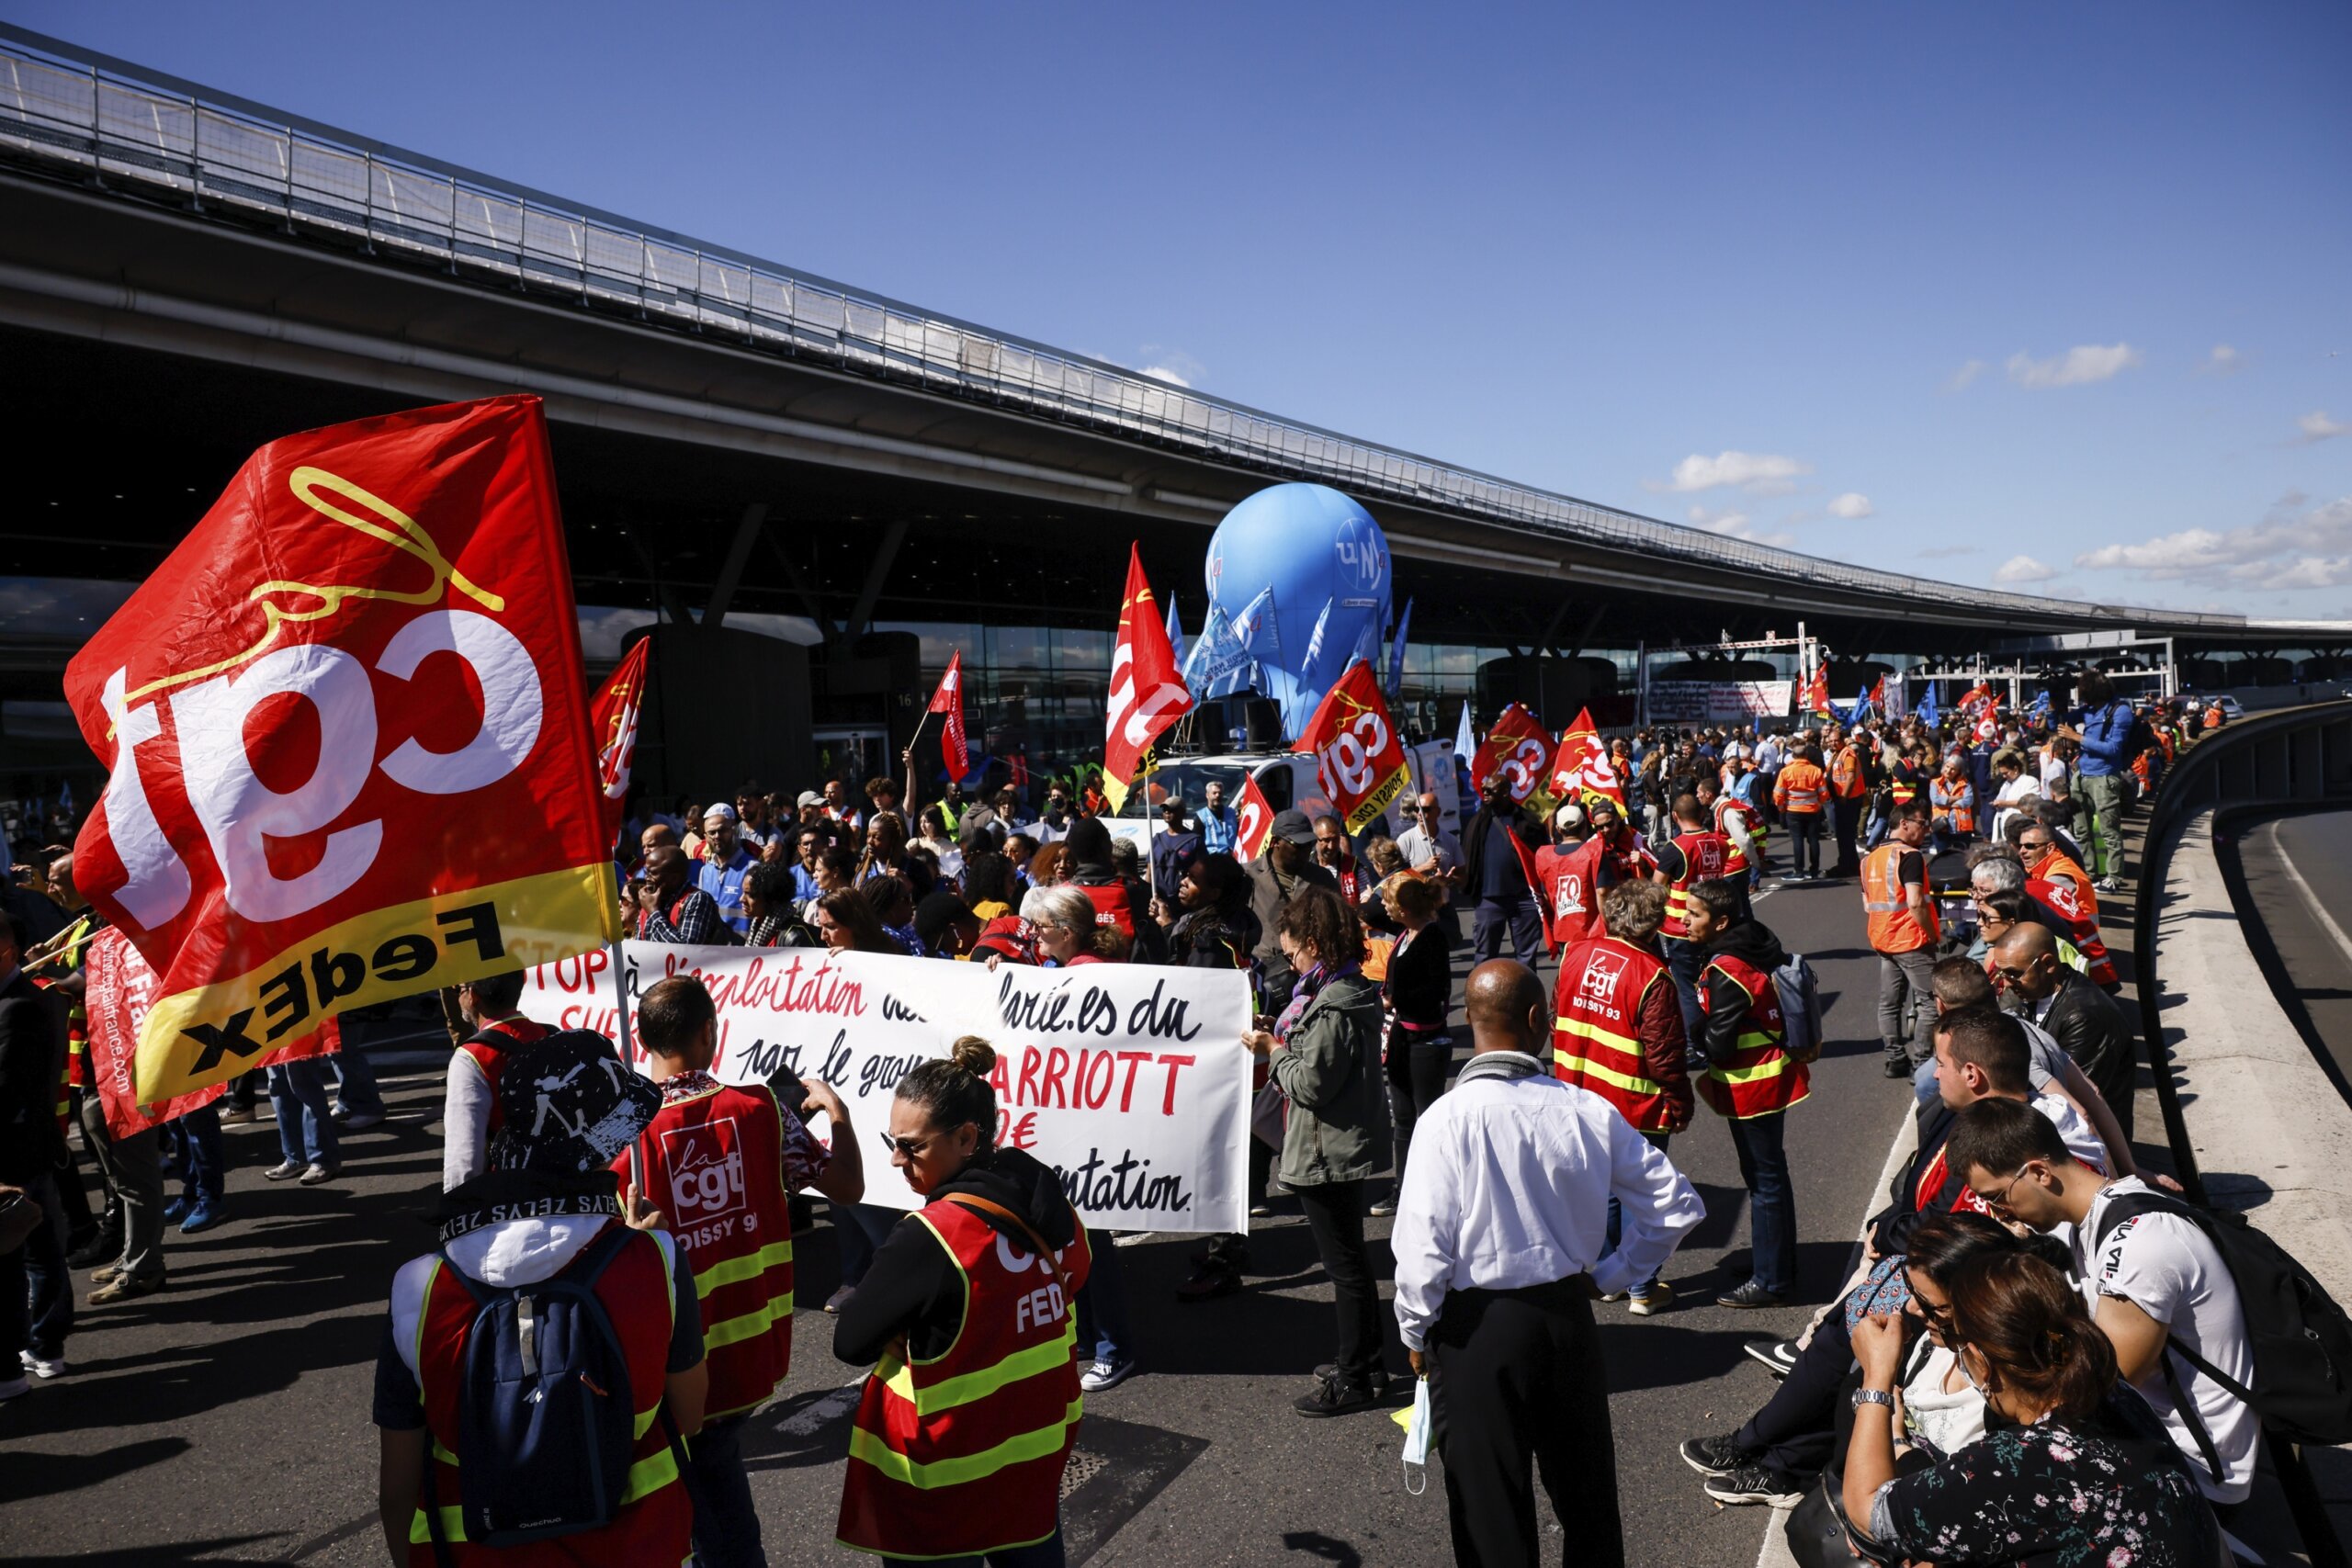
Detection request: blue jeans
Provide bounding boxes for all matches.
[267,1059,339,1168]
[1663,937,1707,1044]
[175,1103,226,1202]
[0,1175,74,1361]
[1471,897,1545,976]
[331,1044,385,1118]
[1603,1130,1672,1295]
[883,1529,1065,1568]
[1074,1235,1133,1367]
[684,1414,768,1568]
[1727,1110,1797,1296]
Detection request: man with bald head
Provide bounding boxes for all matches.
[1992,919,2138,1136]
[1391,960,1702,1568]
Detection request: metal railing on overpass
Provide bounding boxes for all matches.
[0,26,2258,633]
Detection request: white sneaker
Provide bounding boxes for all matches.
[17,1350,66,1380]
[1078,1358,1135,1393]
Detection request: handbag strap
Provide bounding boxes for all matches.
[941,1193,1070,1298]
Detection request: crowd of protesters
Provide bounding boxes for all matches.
[0,674,2296,1568]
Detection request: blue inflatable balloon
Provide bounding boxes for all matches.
[1204,483,1392,731]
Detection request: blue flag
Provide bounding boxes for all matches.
[1182,599,1258,701]
[1916,682,1940,725]
[1840,685,1873,727]
[2027,689,2051,716]
[1163,594,1185,671]
[1453,699,1476,761]
[1385,596,1414,698]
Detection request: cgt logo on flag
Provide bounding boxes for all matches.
[1294,660,1409,834]
[64,396,616,1100]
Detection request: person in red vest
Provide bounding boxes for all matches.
[1686,879,1810,1309]
[834,1036,1091,1563]
[1654,792,1744,1043]
[375,1029,701,1568]
[1863,800,1940,1079]
[621,976,865,1568]
[1554,880,1691,1315]
[1533,800,1614,953]
[439,970,555,1193]
[1586,795,1655,886]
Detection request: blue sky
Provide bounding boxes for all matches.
[11,2,2349,616]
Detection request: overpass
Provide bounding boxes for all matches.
[1,25,2344,792]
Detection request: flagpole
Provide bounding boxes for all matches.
[902,709,932,814]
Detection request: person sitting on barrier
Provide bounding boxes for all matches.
[1951,1099,2260,1513]
[1840,1245,2224,1568]
[1990,922,2137,1142]
[1679,1008,2098,1506]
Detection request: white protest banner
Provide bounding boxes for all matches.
[1646,680,1796,724]
[521,942,1252,1234]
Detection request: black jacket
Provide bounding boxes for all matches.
[1459,804,1543,904]
[0,969,68,1185]
[832,1146,1079,1366]
[1697,918,1789,1070]
[1162,905,1261,972]
[1244,856,1338,980]
[1869,1096,1959,1258]
[2030,972,2136,1135]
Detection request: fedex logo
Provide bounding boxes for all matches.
[663,1119,748,1224]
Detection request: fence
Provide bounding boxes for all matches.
[0,26,2257,634]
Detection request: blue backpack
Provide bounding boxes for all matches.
[1771,953,1825,1065]
[424,1223,679,1558]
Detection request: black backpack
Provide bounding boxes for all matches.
[2093,1190,2352,1478]
[424,1223,683,1560]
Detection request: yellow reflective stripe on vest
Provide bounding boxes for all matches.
[695,1238,795,1296]
[883,1318,1077,1417]
[1711,1053,1795,1084]
[411,1427,678,1542]
[847,1395,1084,1489]
[1555,1015,1642,1055]
[1555,1054,1664,1098]
[706,1290,795,1349]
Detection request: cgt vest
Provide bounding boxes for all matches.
[458,1018,553,1143]
[619,1082,797,1419]
[1695,952,1811,1120]
[1662,830,1732,940]
[1713,796,1762,868]
[1075,880,1136,937]
[1862,843,1938,953]
[2029,877,2120,988]
[1554,936,1680,1131]
[838,1199,1092,1560]
[1533,838,1610,950]
[406,1224,690,1565]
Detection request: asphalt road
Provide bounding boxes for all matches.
[2227,808,2352,1092]
[0,872,1917,1568]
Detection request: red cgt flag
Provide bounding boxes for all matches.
[1553,706,1627,808]
[1102,545,1193,813]
[1232,773,1275,863]
[928,650,969,782]
[1472,702,1555,804]
[1294,660,1410,833]
[1805,666,1833,717]
[592,637,650,846]
[63,395,617,1101]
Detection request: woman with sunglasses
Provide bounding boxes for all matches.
[833,1036,1093,1566]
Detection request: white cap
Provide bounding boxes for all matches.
[1553,801,1587,831]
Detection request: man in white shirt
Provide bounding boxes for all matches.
[1951,1098,2258,1506]
[1392,959,1702,1568]
[1395,791,1466,937]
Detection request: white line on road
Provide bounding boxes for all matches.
[2261,819,2352,969]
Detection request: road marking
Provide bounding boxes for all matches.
[2261,819,2352,969]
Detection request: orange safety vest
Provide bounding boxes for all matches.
[1862,842,1938,953]
[838,1199,1092,1559]
[1774,760,1826,814]
[1695,951,1811,1120]
[1661,830,1732,940]
[1828,746,1868,799]
[2025,846,2097,919]
[407,1224,691,1564]
[1929,777,1975,835]
[1534,837,1610,950]
[618,1081,797,1419]
[1555,936,1682,1132]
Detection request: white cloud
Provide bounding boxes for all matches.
[1994,554,2060,584]
[2295,411,2346,444]
[1648,450,1813,494]
[1826,491,1874,520]
[1944,359,1987,393]
[2072,494,2352,593]
[1133,346,1205,389]
[2199,344,2243,377]
[2006,343,2143,389]
[1138,365,1191,388]
[1686,504,1792,547]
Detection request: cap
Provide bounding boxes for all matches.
[971,914,1038,964]
[1552,801,1587,831]
[489,1030,662,1177]
[1269,808,1317,847]
[797,790,823,808]
[1159,794,1188,812]
[703,802,739,824]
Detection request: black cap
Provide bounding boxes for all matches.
[489,1030,663,1177]
[1269,808,1317,846]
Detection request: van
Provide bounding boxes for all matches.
[1102,740,1464,861]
